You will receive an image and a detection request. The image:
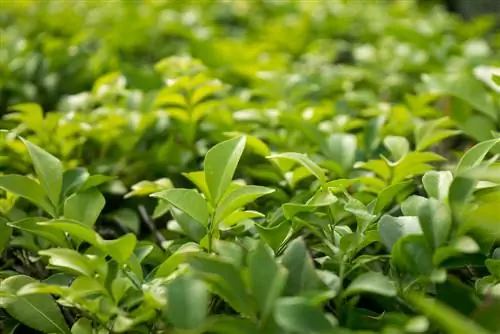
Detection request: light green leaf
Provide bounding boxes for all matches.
[167,275,208,330]
[0,175,55,216]
[154,243,200,278]
[275,297,337,334]
[268,152,326,184]
[384,136,409,161]
[111,208,140,233]
[248,242,288,318]
[0,217,13,255]
[344,272,397,297]
[9,217,69,247]
[392,235,433,276]
[189,254,255,318]
[64,189,105,227]
[152,189,209,226]
[407,294,489,334]
[71,318,92,334]
[255,221,291,252]
[374,181,413,215]
[281,238,322,295]
[418,199,452,249]
[204,136,246,204]
[39,248,94,277]
[455,138,500,174]
[423,73,498,121]
[222,210,264,227]
[183,171,210,199]
[422,171,453,200]
[21,138,63,208]
[401,195,427,216]
[214,185,274,223]
[325,133,357,172]
[378,215,422,251]
[61,168,90,199]
[1,275,70,334]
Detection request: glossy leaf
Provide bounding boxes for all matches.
[344,272,397,297]
[21,138,63,208]
[275,297,337,334]
[204,136,246,204]
[152,189,209,226]
[167,275,208,330]
[1,275,70,334]
[0,175,55,216]
[64,189,105,227]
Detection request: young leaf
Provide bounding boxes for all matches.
[152,189,209,226]
[392,235,433,276]
[344,272,397,297]
[281,238,322,295]
[39,248,95,277]
[422,171,453,201]
[214,185,274,223]
[21,138,63,208]
[455,138,500,174]
[374,181,413,215]
[1,275,70,334]
[167,275,208,330]
[64,189,105,227]
[0,217,13,255]
[384,136,409,161]
[418,199,452,249]
[274,297,337,334]
[189,254,254,318]
[0,175,55,216]
[267,152,326,184]
[61,168,90,199]
[378,215,422,251]
[204,136,246,204]
[407,294,490,334]
[248,242,288,319]
[71,318,92,334]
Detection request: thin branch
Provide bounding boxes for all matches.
[138,205,166,246]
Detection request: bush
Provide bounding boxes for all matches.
[1,1,500,333]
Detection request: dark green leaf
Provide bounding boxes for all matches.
[167,275,208,330]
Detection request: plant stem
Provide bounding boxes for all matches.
[138,205,166,246]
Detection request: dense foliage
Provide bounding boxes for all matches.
[1,1,500,333]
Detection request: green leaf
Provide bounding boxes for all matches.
[384,136,409,161]
[248,242,288,318]
[274,297,337,334]
[0,217,13,255]
[325,133,357,172]
[223,210,264,227]
[167,275,208,330]
[378,215,422,251]
[422,171,453,201]
[183,171,210,199]
[204,136,246,204]
[39,248,94,277]
[9,217,69,247]
[1,275,70,334]
[281,238,322,295]
[61,168,89,199]
[71,318,92,334]
[392,235,433,276]
[0,175,55,216]
[455,138,500,174]
[374,181,413,215]
[189,254,254,318]
[64,189,105,227]
[214,185,274,223]
[423,73,498,122]
[21,138,63,208]
[418,199,452,249]
[407,294,489,334]
[268,152,326,184]
[204,316,259,334]
[155,243,200,278]
[255,221,291,252]
[152,189,209,226]
[401,195,427,216]
[111,208,140,233]
[344,272,397,297]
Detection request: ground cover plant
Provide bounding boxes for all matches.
[1,0,500,333]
